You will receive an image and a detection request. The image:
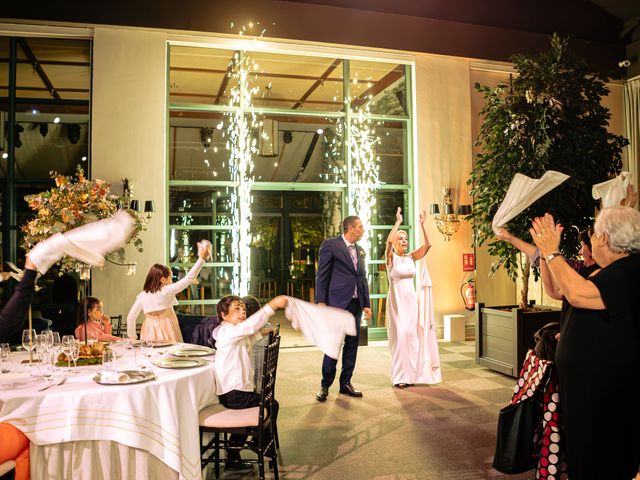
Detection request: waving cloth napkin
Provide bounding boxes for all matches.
[492,171,570,232]
[592,172,631,208]
[416,263,442,384]
[284,298,357,360]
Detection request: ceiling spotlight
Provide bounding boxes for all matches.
[31,109,38,115]
[316,128,324,135]
[81,155,87,161]
[200,127,214,148]
[618,59,631,68]
[53,117,60,124]
[2,153,8,159]
[67,124,81,144]
[216,122,223,130]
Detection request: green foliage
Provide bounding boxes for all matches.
[250,217,279,251]
[468,34,628,303]
[292,216,324,248]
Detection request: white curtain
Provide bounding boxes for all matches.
[624,76,640,197]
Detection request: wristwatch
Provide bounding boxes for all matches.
[545,252,562,263]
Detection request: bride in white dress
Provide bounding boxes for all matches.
[385,207,441,387]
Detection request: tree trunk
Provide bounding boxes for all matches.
[519,256,531,309]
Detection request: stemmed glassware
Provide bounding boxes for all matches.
[69,341,80,374]
[22,329,37,366]
[61,335,75,371]
[0,343,11,373]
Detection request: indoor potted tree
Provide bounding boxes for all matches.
[468,34,628,375]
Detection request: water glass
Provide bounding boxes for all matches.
[140,339,154,368]
[102,349,116,372]
[22,329,37,365]
[40,351,54,378]
[0,343,11,373]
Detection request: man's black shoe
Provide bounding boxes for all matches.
[339,383,363,397]
[316,386,329,402]
[224,460,254,473]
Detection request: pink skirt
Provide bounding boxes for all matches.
[139,308,183,343]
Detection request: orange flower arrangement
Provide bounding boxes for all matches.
[22,166,145,274]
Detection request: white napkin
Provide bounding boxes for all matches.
[100,371,129,383]
[592,172,631,208]
[492,171,570,231]
[284,298,357,360]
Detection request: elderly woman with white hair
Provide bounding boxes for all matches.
[531,206,640,480]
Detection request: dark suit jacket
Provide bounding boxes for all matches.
[315,236,370,310]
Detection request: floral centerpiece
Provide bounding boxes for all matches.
[21,166,145,275]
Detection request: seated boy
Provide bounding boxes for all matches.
[212,294,287,473]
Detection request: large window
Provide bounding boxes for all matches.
[0,35,91,331]
[168,44,413,334]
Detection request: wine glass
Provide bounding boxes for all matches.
[0,343,11,373]
[61,335,74,370]
[22,329,37,366]
[69,341,80,374]
[140,338,154,369]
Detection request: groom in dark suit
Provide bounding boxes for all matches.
[315,216,371,401]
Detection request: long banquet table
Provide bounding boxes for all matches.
[0,343,218,480]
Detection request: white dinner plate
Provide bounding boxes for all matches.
[153,358,208,369]
[93,369,156,385]
[170,345,215,357]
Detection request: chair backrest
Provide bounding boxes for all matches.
[258,333,281,428]
[110,315,123,336]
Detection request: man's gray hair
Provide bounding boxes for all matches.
[594,206,640,254]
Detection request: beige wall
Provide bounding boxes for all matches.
[91,27,167,324]
[414,56,517,334]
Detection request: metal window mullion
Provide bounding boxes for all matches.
[343,59,352,215]
[3,38,17,267]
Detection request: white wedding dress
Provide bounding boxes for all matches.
[387,253,441,385]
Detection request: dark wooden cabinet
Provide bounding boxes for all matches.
[475,303,560,376]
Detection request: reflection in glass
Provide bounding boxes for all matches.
[14,113,89,178]
[169,186,233,226]
[169,229,236,264]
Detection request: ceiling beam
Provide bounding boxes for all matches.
[17,38,60,100]
[292,59,342,109]
[351,66,404,109]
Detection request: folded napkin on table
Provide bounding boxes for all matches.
[100,371,129,382]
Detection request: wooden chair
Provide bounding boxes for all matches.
[199,333,281,479]
[110,315,123,336]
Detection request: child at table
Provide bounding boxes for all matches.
[74,297,121,342]
[126,240,212,343]
[212,294,286,473]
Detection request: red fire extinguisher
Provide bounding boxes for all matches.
[460,279,476,310]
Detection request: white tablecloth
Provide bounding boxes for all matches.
[0,343,218,480]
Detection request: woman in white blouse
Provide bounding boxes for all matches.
[126,240,212,342]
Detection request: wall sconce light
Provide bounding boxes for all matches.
[129,199,155,224]
[430,187,472,241]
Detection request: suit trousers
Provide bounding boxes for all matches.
[321,298,361,389]
[0,269,37,344]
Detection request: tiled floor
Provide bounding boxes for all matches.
[206,340,534,480]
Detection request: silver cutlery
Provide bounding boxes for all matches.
[38,377,67,391]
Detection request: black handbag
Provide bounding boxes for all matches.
[492,394,542,473]
[492,349,551,474]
